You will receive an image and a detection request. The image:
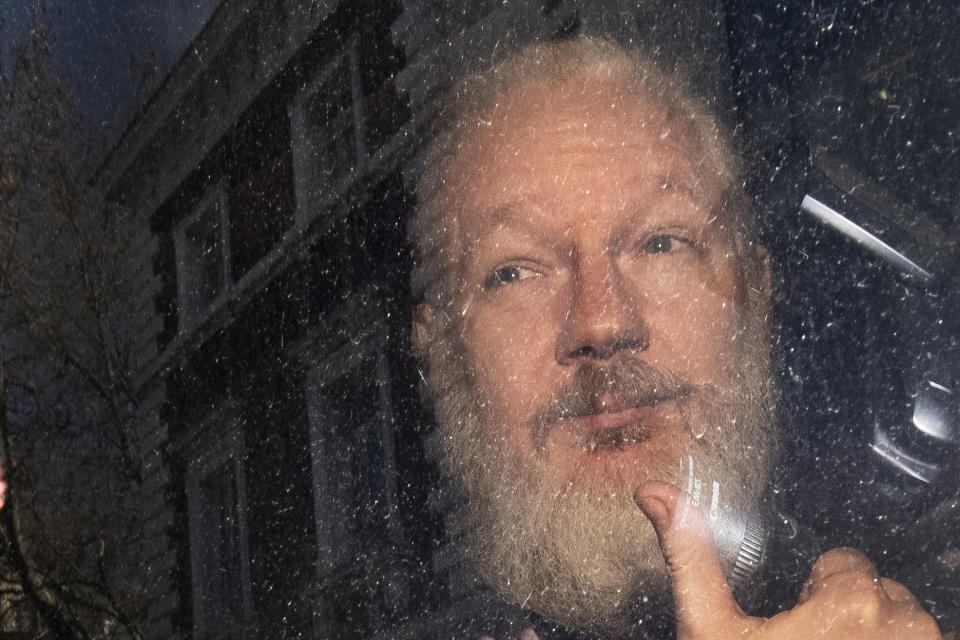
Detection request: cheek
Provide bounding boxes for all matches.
[654,299,739,370]
[460,293,562,416]
[637,268,743,380]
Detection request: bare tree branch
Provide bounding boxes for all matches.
[0,8,145,638]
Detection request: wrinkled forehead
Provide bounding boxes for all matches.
[442,72,703,174]
[474,73,676,137]
[436,74,734,242]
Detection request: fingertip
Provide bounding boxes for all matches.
[635,482,710,541]
[808,547,877,584]
[634,481,675,503]
[634,483,672,529]
[802,547,881,603]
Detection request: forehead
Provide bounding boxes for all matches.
[438,75,727,239]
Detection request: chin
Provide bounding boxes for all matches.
[540,432,690,494]
[462,472,674,638]
[423,311,778,636]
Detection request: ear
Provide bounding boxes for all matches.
[411,303,434,361]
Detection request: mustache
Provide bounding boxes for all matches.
[538,358,694,423]
[529,358,696,452]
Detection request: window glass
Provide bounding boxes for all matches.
[194,461,246,629]
[177,194,228,318]
[3,2,956,639]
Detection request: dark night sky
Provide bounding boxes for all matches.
[3,0,222,152]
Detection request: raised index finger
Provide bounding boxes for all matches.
[635,482,749,638]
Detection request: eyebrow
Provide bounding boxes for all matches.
[658,177,705,201]
[463,176,717,252]
[468,197,558,242]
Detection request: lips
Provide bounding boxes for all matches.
[530,359,693,453]
[556,394,679,452]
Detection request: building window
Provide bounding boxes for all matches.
[186,425,252,639]
[304,324,409,633]
[290,40,365,225]
[174,184,231,322]
[301,309,401,572]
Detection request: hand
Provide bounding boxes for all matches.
[634,482,942,640]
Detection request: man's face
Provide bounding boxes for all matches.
[437,75,761,488]
[418,74,775,634]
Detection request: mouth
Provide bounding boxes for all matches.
[554,394,680,453]
[531,360,695,456]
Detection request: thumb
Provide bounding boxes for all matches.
[635,482,748,638]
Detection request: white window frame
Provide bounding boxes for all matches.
[289,37,366,227]
[185,418,253,640]
[173,182,231,325]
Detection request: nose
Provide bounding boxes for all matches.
[556,254,650,364]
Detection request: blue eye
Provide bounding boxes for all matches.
[643,234,691,254]
[486,265,537,288]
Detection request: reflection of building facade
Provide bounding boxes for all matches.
[93,1,733,638]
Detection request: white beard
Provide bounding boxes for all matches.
[423,312,778,637]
